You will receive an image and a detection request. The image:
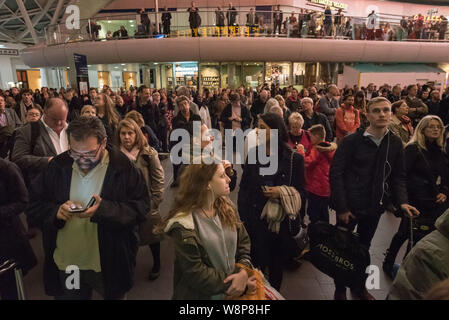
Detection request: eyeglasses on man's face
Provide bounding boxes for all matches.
[69,143,102,160]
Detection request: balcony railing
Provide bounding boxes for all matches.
[44,9,449,46]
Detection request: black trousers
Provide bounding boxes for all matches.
[334,212,382,292]
[274,20,282,34]
[163,23,170,35]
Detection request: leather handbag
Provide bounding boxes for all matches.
[226,263,285,300]
[308,221,370,288]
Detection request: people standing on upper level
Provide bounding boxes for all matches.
[162,6,172,36]
[187,2,201,37]
[366,10,377,40]
[273,5,283,36]
[216,6,226,36]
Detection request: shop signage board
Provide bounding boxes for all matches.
[73,53,89,93]
[309,0,348,10]
[0,49,19,56]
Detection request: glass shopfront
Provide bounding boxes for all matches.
[199,63,220,90]
[266,62,291,87]
[243,63,264,88]
[174,62,198,88]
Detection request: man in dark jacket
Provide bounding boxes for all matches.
[187,2,201,37]
[273,5,283,35]
[170,95,202,188]
[0,158,37,300]
[135,85,159,134]
[162,6,172,36]
[27,117,150,299]
[330,97,419,300]
[250,89,269,127]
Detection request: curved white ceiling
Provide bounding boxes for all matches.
[21,38,449,67]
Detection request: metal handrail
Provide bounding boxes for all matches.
[42,8,448,46]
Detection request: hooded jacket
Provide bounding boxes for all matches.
[165,211,252,300]
[304,142,337,197]
[389,209,449,300]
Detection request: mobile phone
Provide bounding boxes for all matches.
[69,197,97,214]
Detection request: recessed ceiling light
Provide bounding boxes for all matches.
[130,25,134,27]
[108,21,111,23]
[124,69,127,71]
[121,64,125,66]
[154,63,158,65]
[114,66,118,68]
[129,20,133,23]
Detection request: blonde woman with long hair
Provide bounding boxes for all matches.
[383,115,449,277]
[94,93,120,145]
[118,118,165,280]
[157,159,257,300]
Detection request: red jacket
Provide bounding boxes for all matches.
[301,141,337,197]
[288,130,312,154]
[335,105,360,142]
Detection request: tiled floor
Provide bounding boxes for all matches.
[21,158,406,300]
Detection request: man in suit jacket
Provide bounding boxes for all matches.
[0,95,22,158]
[11,98,69,184]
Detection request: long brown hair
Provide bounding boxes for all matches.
[97,93,119,129]
[118,118,149,152]
[156,161,241,234]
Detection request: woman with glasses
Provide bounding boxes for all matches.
[94,93,120,146]
[383,115,449,277]
[118,119,165,281]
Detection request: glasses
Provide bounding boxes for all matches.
[69,144,102,160]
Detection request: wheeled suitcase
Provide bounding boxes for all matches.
[0,259,26,300]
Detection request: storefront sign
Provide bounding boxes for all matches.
[413,15,442,22]
[0,49,19,56]
[175,63,198,76]
[309,0,348,10]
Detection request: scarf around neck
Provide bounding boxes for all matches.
[120,145,140,162]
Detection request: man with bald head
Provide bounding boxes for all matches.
[11,97,69,183]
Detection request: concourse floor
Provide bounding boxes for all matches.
[22,158,405,300]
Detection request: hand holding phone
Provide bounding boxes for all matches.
[68,196,97,214]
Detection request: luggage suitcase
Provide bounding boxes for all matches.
[0,259,26,300]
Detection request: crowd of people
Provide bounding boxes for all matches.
[83,3,448,41]
[1,79,449,301]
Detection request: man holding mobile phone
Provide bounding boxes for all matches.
[28,116,150,300]
[330,97,419,300]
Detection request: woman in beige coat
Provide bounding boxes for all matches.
[118,118,165,280]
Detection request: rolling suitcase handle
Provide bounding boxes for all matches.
[0,259,26,300]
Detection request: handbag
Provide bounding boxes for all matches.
[308,221,370,288]
[226,263,285,300]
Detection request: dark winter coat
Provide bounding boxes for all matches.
[27,146,150,298]
[219,103,252,132]
[330,128,408,216]
[0,158,37,274]
[404,142,449,219]
[238,146,305,266]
